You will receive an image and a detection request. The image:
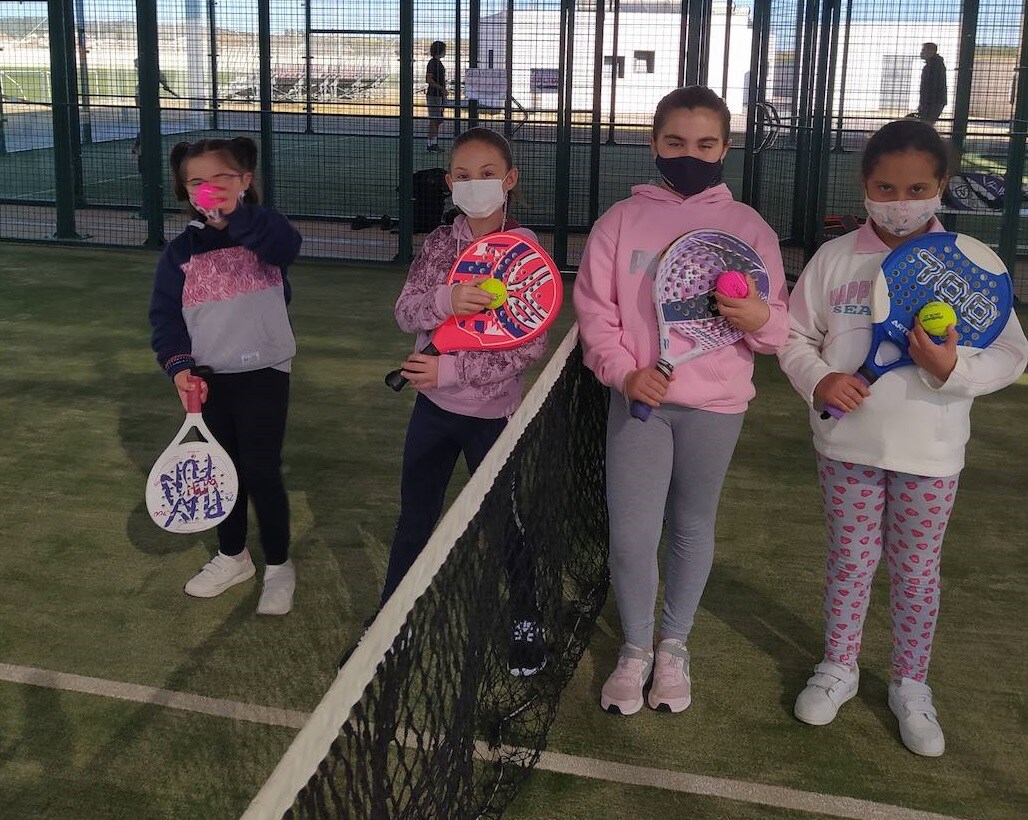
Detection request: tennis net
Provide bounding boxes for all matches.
[243,325,609,819]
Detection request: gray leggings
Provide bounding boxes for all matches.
[606,394,744,649]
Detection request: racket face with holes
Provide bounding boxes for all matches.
[431,231,562,353]
[146,414,238,533]
[654,229,770,367]
[857,232,1013,383]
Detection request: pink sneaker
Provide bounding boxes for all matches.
[647,638,691,713]
[600,644,654,715]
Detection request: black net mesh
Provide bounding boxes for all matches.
[267,340,608,819]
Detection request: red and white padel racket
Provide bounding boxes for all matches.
[146,374,238,533]
[385,231,563,391]
[630,229,770,421]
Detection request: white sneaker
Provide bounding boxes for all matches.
[794,660,859,725]
[184,551,255,598]
[257,560,295,616]
[889,678,945,757]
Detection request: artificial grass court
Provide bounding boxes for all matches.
[0,244,1025,820]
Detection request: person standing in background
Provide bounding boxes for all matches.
[426,41,447,153]
[916,43,947,125]
[131,57,180,220]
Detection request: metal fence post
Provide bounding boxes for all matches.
[48,0,82,239]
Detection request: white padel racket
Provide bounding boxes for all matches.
[146,374,238,533]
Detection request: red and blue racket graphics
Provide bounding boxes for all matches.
[821,232,1014,420]
[630,230,770,421]
[385,231,563,391]
[145,375,239,533]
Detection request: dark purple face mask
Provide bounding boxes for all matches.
[654,154,724,197]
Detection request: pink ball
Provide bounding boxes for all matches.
[716,270,748,298]
[194,182,222,210]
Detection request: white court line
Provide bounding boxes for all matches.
[533,750,959,820]
[14,173,141,199]
[754,616,818,660]
[0,661,961,820]
[0,662,307,730]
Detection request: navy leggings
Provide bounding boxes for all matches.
[381,393,536,617]
[201,368,290,565]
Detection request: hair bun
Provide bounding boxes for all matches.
[230,136,259,170]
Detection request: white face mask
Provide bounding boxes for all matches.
[863,194,941,237]
[451,178,507,219]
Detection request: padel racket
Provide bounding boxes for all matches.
[385,231,562,391]
[630,230,770,421]
[146,374,238,533]
[821,232,1014,419]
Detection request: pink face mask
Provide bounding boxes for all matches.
[863,194,941,237]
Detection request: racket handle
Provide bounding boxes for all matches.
[819,372,872,420]
[185,374,205,414]
[820,403,846,421]
[385,343,441,392]
[629,401,652,421]
[628,360,673,422]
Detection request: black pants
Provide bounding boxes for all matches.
[202,368,290,565]
[381,393,537,618]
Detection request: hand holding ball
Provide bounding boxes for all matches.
[715,270,749,298]
[478,278,507,310]
[918,301,957,337]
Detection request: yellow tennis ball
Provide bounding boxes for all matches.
[918,301,957,336]
[479,278,507,309]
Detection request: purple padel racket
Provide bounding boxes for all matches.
[821,232,1014,419]
[630,230,770,421]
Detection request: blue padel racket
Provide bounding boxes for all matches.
[630,230,770,421]
[385,232,562,391]
[821,232,1014,419]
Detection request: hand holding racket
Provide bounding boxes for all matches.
[630,230,770,421]
[146,373,238,533]
[385,232,562,391]
[820,232,1013,420]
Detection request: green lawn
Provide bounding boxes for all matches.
[0,244,1025,819]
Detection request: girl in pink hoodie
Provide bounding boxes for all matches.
[573,86,789,715]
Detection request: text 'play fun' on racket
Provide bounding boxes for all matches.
[630,229,770,421]
[821,232,1014,420]
[385,231,563,391]
[146,374,238,533]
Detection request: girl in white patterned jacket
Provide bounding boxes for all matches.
[383,128,548,677]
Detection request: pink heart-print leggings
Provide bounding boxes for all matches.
[816,454,959,683]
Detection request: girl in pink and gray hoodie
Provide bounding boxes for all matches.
[573,86,790,715]
[382,128,548,678]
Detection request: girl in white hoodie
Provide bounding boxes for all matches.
[778,119,1027,757]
